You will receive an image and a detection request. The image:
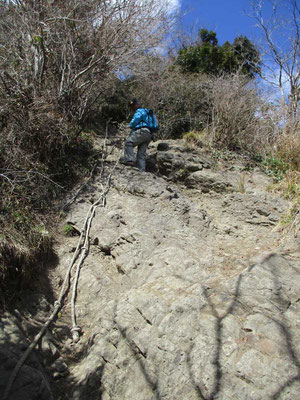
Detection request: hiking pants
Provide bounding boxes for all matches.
[124,127,152,171]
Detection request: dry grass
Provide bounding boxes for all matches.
[268,169,300,236]
[183,130,207,148]
[236,173,247,193]
[276,133,300,171]
[271,131,300,235]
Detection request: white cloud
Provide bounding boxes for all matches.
[138,0,181,14]
[110,0,181,12]
[163,0,181,13]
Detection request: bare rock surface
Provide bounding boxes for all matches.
[2,139,299,400]
[50,140,300,400]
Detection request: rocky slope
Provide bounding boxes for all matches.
[1,139,299,400]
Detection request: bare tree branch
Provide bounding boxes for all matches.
[249,0,300,132]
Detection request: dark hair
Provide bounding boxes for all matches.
[129,98,139,107]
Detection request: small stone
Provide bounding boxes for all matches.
[157,142,170,151]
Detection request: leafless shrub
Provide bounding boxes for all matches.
[0,0,177,295]
[204,73,278,152]
[132,69,277,152]
[0,0,176,137]
[275,132,300,171]
[130,68,213,138]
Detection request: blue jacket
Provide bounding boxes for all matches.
[129,108,149,131]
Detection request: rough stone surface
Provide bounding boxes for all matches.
[185,169,233,192]
[2,139,299,400]
[50,140,300,400]
[153,140,212,183]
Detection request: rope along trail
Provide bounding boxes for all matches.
[4,136,121,400]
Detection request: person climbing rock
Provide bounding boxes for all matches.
[121,98,158,171]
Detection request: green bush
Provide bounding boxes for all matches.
[176,29,260,78]
[263,156,288,182]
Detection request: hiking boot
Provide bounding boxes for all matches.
[119,158,136,167]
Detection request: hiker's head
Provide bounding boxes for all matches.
[129,98,139,111]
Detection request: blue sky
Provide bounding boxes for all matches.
[173,0,294,98]
[177,0,270,45]
[163,0,295,100]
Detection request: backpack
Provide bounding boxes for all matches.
[145,109,159,133]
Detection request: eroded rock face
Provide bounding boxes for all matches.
[153,141,213,187]
[185,169,233,192]
[3,139,299,400]
[53,141,299,400]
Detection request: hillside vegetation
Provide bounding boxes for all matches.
[0,0,299,301]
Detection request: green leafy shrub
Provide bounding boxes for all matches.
[263,156,288,182]
[63,224,80,237]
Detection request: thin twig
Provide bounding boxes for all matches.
[0,174,14,186]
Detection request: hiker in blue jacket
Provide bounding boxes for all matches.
[121,98,153,171]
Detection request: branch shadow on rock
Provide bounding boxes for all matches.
[44,251,299,400]
[180,253,300,399]
[0,313,53,400]
[0,248,62,400]
[184,274,243,400]
[261,254,300,399]
[68,364,105,400]
[113,305,163,400]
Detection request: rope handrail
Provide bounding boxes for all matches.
[4,125,121,399]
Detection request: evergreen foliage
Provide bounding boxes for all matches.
[176,29,260,78]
